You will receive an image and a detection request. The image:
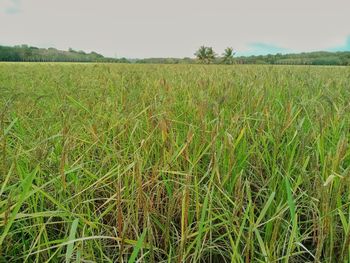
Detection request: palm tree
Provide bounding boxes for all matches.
[194,46,208,63]
[194,46,216,64]
[206,47,216,64]
[222,47,235,64]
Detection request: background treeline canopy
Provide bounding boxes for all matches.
[0,44,128,63]
[0,44,350,65]
[235,51,350,66]
[137,51,350,65]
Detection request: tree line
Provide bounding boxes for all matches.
[235,51,350,65]
[0,45,128,63]
[136,46,350,66]
[192,46,350,66]
[1,44,349,65]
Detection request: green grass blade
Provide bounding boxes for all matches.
[128,229,147,263]
[0,166,37,246]
[65,218,79,263]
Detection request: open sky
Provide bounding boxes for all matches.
[0,0,349,58]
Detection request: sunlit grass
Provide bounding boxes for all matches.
[1,63,350,262]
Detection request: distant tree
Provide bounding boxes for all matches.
[194,46,216,64]
[222,47,235,64]
[206,47,216,64]
[194,46,207,63]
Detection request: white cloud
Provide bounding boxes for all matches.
[0,0,349,57]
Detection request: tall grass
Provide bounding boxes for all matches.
[1,63,350,262]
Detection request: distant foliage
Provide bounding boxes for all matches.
[194,46,217,64]
[137,50,350,66]
[222,47,236,64]
[0,44,129,63]
[1,44,349,65]
[235,51,350,65]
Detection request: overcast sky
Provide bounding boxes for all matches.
[0,0,349,58]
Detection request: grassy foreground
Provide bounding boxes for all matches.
[1,63,350,262]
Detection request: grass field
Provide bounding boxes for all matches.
[1,63,350,262]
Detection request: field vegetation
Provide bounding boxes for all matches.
[1,63,350,262]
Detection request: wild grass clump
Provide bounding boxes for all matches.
[1,63,350,262]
